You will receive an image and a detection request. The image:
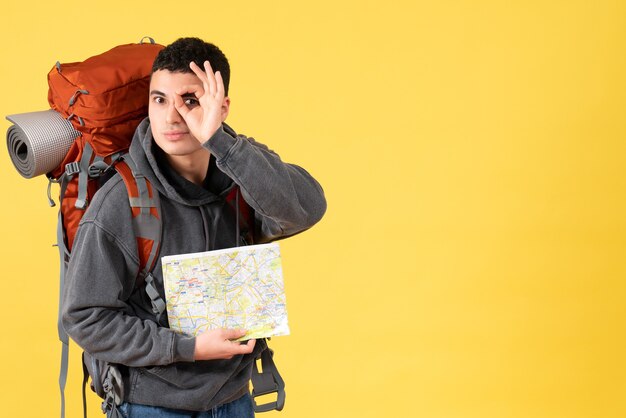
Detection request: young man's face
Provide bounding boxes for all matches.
[148,70,204,157]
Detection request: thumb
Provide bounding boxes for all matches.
[221,329,247,340]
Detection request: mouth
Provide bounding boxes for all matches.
[163,131,189,140]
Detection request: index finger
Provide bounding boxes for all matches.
[189,61,217,96]
[175,84,205,98]
[189,61,212,96]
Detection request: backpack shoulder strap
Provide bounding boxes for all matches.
[225,186,255,245]
[223,191,286,412]
[114,157,166,320]
[114,157,162,276]
[251,339,286,412]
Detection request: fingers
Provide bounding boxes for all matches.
[173,93,190,119]
[189,61,224,99]
[215,71,225,99]
[175,84,204,97]
[203,61,217,97]
[231,337,256,356]
[173,84,204,123]
[189,61,210,95]
[194,328,256,360]
[244,338,256,351]
[221,328,248,340]
[189,61,216,96]
[222,329,256,355]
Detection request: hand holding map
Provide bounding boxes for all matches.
[193,328,256,360]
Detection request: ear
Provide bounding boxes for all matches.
[221,97,231,122]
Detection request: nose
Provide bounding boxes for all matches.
[166,102,182,124]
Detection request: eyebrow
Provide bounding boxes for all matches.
[149,90,196,98]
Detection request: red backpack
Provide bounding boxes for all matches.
[47,38,164,418]
[48,39,163,251]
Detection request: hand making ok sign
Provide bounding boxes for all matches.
[173,60,230,143]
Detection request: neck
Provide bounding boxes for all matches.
[165,148,211,185]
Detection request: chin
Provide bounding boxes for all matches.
[165,144,206,157]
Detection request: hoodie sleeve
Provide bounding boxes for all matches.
[61,185,197,367]
[204,125,327,242]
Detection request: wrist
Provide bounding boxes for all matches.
[201,124,223,144]
[174,334,197,362]
[202,124,237,160]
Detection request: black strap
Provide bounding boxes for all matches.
[250,341,285,412]
[232,191,285,412]
[235,188,240,246]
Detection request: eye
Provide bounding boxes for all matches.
[184,97,200,108]
[152,96,165,104]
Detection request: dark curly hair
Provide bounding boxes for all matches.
[152,37,231,96]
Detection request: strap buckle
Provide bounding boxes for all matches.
[65,161,80,176]
[100,365,124,414]
[250,347,285,412]
[144,273,166,324]
[88,160,111,178]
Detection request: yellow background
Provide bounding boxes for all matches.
[1,1,625,417]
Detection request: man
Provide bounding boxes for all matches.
[62,37,326,417]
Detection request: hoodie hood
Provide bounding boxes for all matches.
[129,118,235,207]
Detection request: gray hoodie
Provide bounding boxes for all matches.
[61,119,326,411]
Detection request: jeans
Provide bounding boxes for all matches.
[118,393,255,418]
